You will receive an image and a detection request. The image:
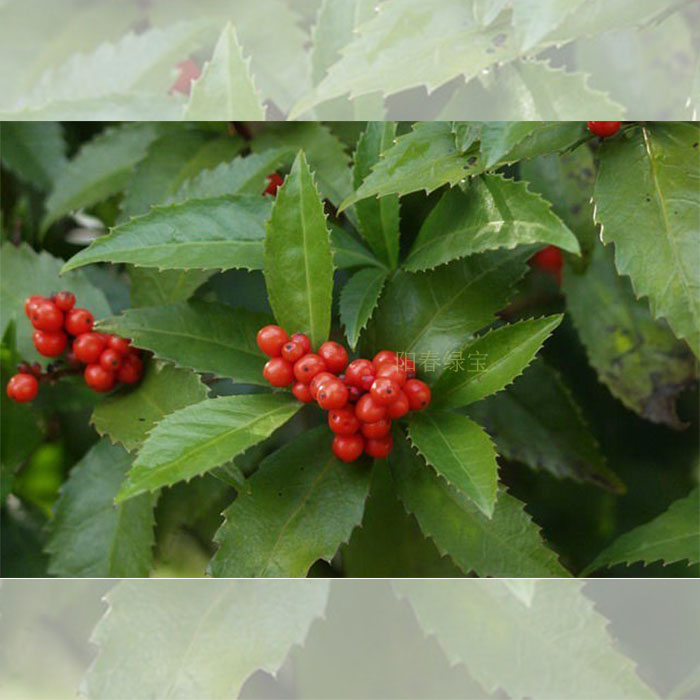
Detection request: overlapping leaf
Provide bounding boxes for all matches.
[330,226,386,270]
[339,267,388,349]
[128,268,214,308]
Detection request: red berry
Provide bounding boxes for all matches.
[309,371,336,399]
[54,290,76,311]
[347,385,362,403]
[293,353,327,384]
[24,295,46,318]
[30,301,64,332]
[256,325,289,357]
[264,173,284,196]
[290,333,311,354]
[372,350,398,369]
[171,58,201,95]
[587,121,621,138]
[530,245,563,285]
[263,357,294,387]
[397,356,416,378]
[370,377,401,406]
[332,433,365,463]
[6,373,39,402]
[365,434,393,459]
[64,308,94,336]
[317,379,349,410]
[33,330,68,357]
[375,363,406,387]
[328,407,361,436]
[72,332,106,364]
[117,354,143,384]
[404,379,431,411]
[292,382,314,403]
[345,359,374,388]
[318,341,349,374]
[99,348,123,372]
[386,390,410,418]
[361,418,392,439]
[29,362,42,377]
[355,394,387,422]
[84,364,115,393]
[108,335,131,355]
[281,340,305,363]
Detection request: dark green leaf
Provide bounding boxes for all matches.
[339,267,388,349]
[128,268,214,308]
[480,122,543,167]
[330,225,384,270]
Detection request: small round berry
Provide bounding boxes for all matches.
[328,407,361,436]
[332,434,365,463]
[72,332,106,363]
[345,359,374,388]
[33,330,68,357]
[372,350,398,369]
[370,377,401,406]
[29,362,42,377]
[54,290,76,312]
[99,348,123,372]
[290,333,311,354]
[117,354,143,384]
[6,373,39,402]
[108,335,131,355]
[365,434,393,459]
[386,390,410,419]
[309,371,336,399]
[359,373,375,391]
[24,295,46,318]
[318,341,349,374]
[375,363,406,387]
[361,417,392,439]
[317,379,349,410]
[263,357,294,387]
[264,172,284,196]
[587,121,621,138]
[530,245,563,285]
[347,385,362,403]
[84,364,116,393]
[30,301,64,332]
[281,340,305,363]
[64,308,94,336]
[355,394,387,423]
[293,353,327,384]
[404,379,431,411]
[256,325,289,357]
[292,382,314,403]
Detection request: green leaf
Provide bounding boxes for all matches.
[408,412,499,518]
[340,122,480,210]
[92,361,209,452]
[264,151,334,348]
[184,23,266,120]
[512,0,586,51]
[85,579,329,698]
[480,122,543,167]
[594,123,700,356]
[100,301,271,383]
[364,248,530,361]
[472,0,509,24]
[467,360,625,492]
[62,195,271,273]
[391,432,570,577]
[117,394,301,502]
[339,267,388,349]
[330,226,384,270]
[0,242,111,362]
[452,121,481,152]
[432,316,563,408]
[403,175,579,271]
[564,241,696,429]
[210,428,371,577]
[42,122,164,230]
[128,268,214,308]
[352,122,400,267]
[0,121,66,190]
[45,439,155,577]
[583,488,700,574]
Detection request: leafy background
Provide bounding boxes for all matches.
[1,119,698,579]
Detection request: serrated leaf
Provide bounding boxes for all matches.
[185,23,266,120]
[0,242,111,362]
[100,301,271,383]
[432,316,563,408]
[117,394,301,502]
[480,122,543,167]
[92,362,209,452]
[62,195,271,273]
[364,248,530,362]
[564,241,696,429]
[264,151,334,348]
[403,175,579,271]
[408,412,499,518]
[210,428,371,577]
[339,267,388,349]
[45,439,155,577]
[128,268,214,308]
[512,0,586,51]
[353,122,400,267]
[594,123,700,357]
[583,488,700,574]
[42,122,164,230]
[85,579,329,698]
[0,121,66,190]
[391,432,570,577]
[330,225,385,270]
[467,360,624,492]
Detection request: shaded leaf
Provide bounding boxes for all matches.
[339,267,387,349]
[128,268,214,308]
[512,0,586,51]
[480,122,543,168]
[330,226,384,270]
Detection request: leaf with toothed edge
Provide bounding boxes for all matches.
[339,267,388,350]
[210,428,372,577]
[330,226,385,270]
[116,394,302,503]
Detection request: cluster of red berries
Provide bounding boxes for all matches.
[5,291,143,403]
[256,326,432,463]
[587,121,621,138]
